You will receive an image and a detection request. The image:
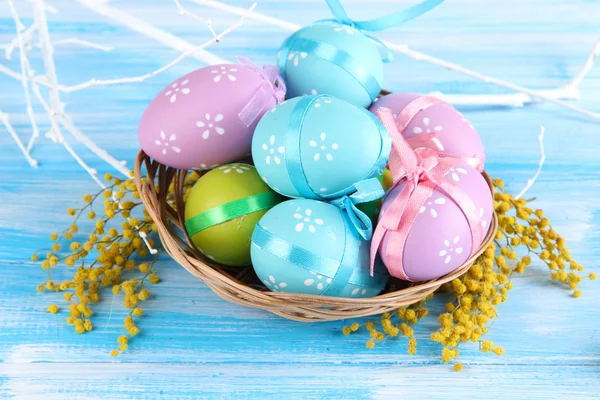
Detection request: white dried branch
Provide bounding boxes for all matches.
[0,63,55,89]
[565,39,600,91]
[0,110,38,167]
[22,0,158,254]
[61,1,257,93]
[76,0,228,65]
[173,0,219,39]
[8,0,41,153]
[516,126,546,200]
[390,43,600,119]
[3,22,37,61]
[49,38,113,52]
[190,0,599,118]
[32,0,131,178]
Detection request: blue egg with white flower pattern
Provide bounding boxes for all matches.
[277,21,383,108]
[252,95,390,200]
[251,199,389,297]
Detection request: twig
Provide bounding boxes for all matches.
[389,44,600,119]
[515,126,546,200]
[0,63,56,89]
[76,0,228,65]
[0,110,38,167]
[60,1,257,93]
[3,22,37,61]
[565,39,600,90]
[49,38,113,52]
[190,0,600,117]
[173,0,219,39]
[32,0,131,177]
[8,0,41,153]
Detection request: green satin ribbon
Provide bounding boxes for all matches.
[185,191,282,237]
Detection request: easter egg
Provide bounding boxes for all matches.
[356,171,384,225]
[379,161,493,281]
[382,168,393,191]
[370,93,486,171]
[138,61,285,170]
[277,21,383,108]
[251,199,389,297]
[184,163,284,267]
[252,95,390,200]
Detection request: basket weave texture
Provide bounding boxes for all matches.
[134,150,498,322]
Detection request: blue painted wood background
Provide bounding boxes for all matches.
[1,0,599,398]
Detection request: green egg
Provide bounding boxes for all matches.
[184,163,283,267]
[357,171,385,224]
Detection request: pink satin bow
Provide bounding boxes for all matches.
[370,108,485,280]
[236,56,287,127]
[394,95,485,171]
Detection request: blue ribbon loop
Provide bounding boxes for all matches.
[328,178,384,241]
[325,0,444,32]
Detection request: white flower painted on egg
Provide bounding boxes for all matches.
[196,113,225,140]
[293,208,324,233]
[211,66,237,83]
[449,167,468,182]
[288,51,307,67]
[412,117,443,135]
[309,132,338,162]
[164,79,190,103]
[304,271,332,291]
[262,135,285,165]
[439,236,463,265]
[218,164,251,174]
[419,196,446,218]
[154,131,181,155]
[351,287,368,296]
[263,275,287,292]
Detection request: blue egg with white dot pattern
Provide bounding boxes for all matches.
[277,21,383,108]
[251,199,389,297]
[251,95,390,200]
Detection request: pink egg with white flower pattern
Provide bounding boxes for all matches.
[138,62,284,170]
[379,161,493,282]
[370,93,485,171]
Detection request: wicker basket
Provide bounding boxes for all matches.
[134,150,498,322]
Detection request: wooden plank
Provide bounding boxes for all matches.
[1,0,599,397]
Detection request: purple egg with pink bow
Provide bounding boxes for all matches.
[370,108,493,282]
[138,58,285,170]
[378,161,493,281]
[370,93,486,172]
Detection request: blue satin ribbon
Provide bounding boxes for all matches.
[252,225,342,278]
[320,210,357,296]
[325,0,444,32]
[328,178,384,241]
[284,95,318,199]
[283,37,381,101]
[252,220,375,297]
[284,94,391,203]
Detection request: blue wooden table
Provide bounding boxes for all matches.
[1,1,599,398]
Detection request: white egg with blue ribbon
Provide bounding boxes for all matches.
[252,94,391,200]
[276,0,445,108]
[250,180,389,297]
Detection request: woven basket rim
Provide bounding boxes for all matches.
[134,150,498,322]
